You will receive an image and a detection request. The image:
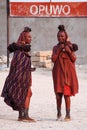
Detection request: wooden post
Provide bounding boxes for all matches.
[7,0,10,67]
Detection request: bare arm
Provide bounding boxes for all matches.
[65,45,76,62]
[51,44,63,63]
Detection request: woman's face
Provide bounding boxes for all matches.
[57,31,67,43]
[25,32,32,44]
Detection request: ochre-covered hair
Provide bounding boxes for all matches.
[57,25,68,40]
[17,27,31,44]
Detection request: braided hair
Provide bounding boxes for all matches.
[17,26,32,44]
[24,26,31,32]
[57,25,68,40]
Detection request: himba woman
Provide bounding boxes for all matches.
[1,27,36,122]
[51,25,79,121]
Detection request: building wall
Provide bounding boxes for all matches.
[0,0,87,64]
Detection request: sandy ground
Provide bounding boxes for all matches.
[0,65,87,130]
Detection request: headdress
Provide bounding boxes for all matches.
[57,25,68,40]
[17,26,31,44]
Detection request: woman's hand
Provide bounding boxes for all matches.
[65,45,72,54]
[60,43,65,49]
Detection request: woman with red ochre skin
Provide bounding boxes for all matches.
[1,27,36,122]
[51,25,79,121]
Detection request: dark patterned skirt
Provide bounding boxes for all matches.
[1,51,32,111]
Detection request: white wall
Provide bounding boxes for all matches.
[0,0,87,64]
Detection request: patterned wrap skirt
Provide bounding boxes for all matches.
[1,51,32,111]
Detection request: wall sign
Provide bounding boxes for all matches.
[9,0,87,17]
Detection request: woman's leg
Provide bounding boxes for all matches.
[18,88,32,121]
[56,93,63,119]
[18,108,25,121]
[24,88,35,122]
[18,88,35,122]
[24,87,32,109]
[64,95,71,120]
